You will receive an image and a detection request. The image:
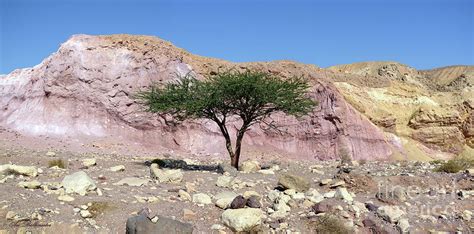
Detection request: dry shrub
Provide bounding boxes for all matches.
[48,159,66,169]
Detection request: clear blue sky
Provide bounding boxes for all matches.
[0,0,473,74]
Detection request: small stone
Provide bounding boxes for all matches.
[58,195,75,202]
[311,169,324,175]
[319,179,332,185]
[110,165,125,172]
[243,191,260,199]
[150,164,183,183]
[330,180,345,188]
[46,151,56,157]
[211,224,225,230]
[150,216,159,223]
[335,187,353,202]
[246,196,261,208]
[18,180,41,189]
[312,201,332,214]
[80,210,92,218]
[5,211,16,220]
[183,209,196,220]
[82,158,96,167]
[377,206,406,223]
[397,218,410,233]
[192,193,212,205]
[461,210,472,221]
[216,175,234,188]
[240,160,261,173]
[114,177,148,187]
[178,190,192,201]
[258,169,275,175]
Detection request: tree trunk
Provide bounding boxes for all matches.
[232,129,246,169]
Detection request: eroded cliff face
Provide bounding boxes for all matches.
[6,35,472,161]
[329,62,473,160]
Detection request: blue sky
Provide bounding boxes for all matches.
[0,0,472,74]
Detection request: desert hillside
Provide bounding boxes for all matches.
[0,34,472,162]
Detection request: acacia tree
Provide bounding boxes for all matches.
[137,70,316,169]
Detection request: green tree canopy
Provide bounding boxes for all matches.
[137,70,316,168]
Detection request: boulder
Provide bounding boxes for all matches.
[62,171,96,195]
[377,206,406,223]
[278,173,310,192]
[150,164,183,183]
[221,208,262,232]
[240,160,261,173]
[0,164,38,177]
[126,214,193,234]
[114,177,148,187]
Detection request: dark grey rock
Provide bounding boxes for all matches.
[365,203,379,212]
[230,195,247,209]
[246,196,261,208]
[126,214,193,234]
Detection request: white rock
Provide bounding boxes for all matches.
[377,206,406,223]
[80,210,92,218]
[215,191,239,200]
[268,190,281,202]
[82,158,96,167]
[178,190,192,201]
[273,201,291,213]
[211,224,225,230]
[258,169,274,175]
[215,191,239,209]
[0,164,38,177]
[18,180,41,189]
[221,208,262,232]
[243,191,260,199]
[58,195,75,202]
[114,177,148,187]
[62,171,96,196]
[397,218,410,233]
[5,211,17,220]
[109,165,125,172]
[46,151,56,157]
[335,187,353,202]
[461,210,472,221]
[150,164,183,183]
[192,193,212,205]
[240,160,261,173]
[216,175,234,188]
[324,191,336,198]
[291,192,306,200]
